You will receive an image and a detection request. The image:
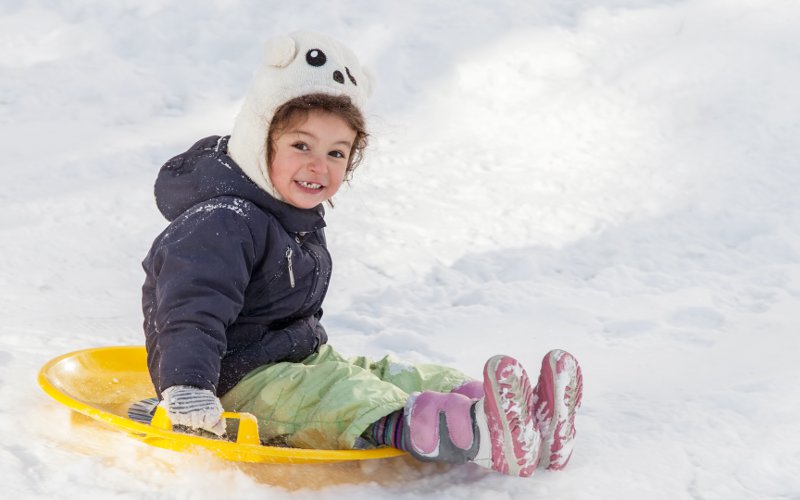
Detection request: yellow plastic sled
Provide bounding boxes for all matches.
[38,346,406,464]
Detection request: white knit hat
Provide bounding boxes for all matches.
[228,31,374,200]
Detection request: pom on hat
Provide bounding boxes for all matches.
[228,31,373,200]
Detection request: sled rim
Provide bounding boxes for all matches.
[38,346,406,464]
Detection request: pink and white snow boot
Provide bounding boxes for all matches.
[532,349,583,470]
[449,380,484,400]
[402,390,480,464]
[403,355,541,477]
[476,355,541,476]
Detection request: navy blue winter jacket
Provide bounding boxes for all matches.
[142,135,330,397]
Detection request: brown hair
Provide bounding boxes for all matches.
[266,93,368,180]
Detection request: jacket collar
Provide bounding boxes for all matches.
[155,135,326,234]
[217,136,327,234]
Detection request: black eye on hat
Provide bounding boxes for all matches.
[306,49,327,67]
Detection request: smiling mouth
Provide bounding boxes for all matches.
[296,181,324,190]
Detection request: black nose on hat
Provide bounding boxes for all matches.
[333,70,344,84]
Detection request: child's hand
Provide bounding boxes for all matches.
[160,385,227,436]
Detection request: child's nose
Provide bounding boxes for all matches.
[307,154,328,172]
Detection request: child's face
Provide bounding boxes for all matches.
[269,111,357,209]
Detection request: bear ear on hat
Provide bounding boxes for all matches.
[264,36,297,68]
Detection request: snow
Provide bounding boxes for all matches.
[2,0,799,498]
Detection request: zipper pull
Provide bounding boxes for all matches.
[285,247,296,288]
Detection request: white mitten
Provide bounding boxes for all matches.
[160,385,226,436]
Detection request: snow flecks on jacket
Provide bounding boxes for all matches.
[142,135,332,397]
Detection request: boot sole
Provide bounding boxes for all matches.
[537,349,583,470]
[483,355,541,477]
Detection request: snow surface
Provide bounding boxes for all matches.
[2,0,800,498]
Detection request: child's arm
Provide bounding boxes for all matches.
[145,206,257,398]
[217,311,328,392]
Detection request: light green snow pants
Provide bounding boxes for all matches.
[220,345,472,450]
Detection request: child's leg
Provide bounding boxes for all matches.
[370,355,542,477]
[361,354,479,447]
[364,349,584,477]
[348,353,475,395]
[353,353,483,451]
[220,345,407,450]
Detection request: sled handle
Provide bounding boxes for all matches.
[150,406,260,445]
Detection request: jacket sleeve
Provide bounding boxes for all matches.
[217,312,328,395]
[146,206,256,394]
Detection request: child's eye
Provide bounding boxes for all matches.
[329,150,346,159]
[292,142,309,151]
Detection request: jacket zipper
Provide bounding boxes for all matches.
[285,247,296,288]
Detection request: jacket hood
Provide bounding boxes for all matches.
[154,135,326,233]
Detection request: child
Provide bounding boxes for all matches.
[140,31,583,477]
